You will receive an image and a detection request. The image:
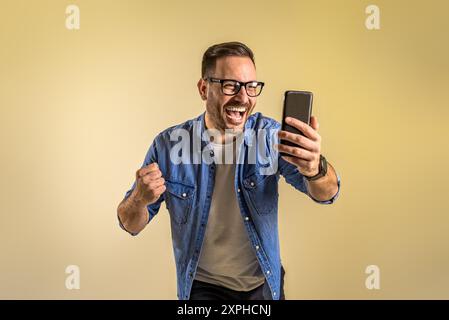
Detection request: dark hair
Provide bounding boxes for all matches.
[201,41,255,78]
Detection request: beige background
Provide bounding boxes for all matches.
[1,0,448,299]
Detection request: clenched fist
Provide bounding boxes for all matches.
[133,163,166,206]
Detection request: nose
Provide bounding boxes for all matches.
[234,84,250,105]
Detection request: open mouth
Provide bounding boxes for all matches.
[224,106,247,124]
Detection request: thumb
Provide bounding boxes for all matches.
[310,116,319,131]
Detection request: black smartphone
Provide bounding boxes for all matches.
[280,90,313,157]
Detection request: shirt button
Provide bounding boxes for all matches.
[182,193,187,198]
[250,181,255,187]
[245,216,249,221]
[266,270,270,275]
[255,245,259,250]
[273,292,277,296]
[237,188,241,193]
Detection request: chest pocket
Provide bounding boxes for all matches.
[165,180,195,225]
[242,172,279,215]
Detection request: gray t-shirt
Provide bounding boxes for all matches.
[194,137,265,291]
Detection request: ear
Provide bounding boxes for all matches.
[197,78,207,101]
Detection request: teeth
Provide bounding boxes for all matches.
[226,106,246,112]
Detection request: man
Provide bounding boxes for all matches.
[117,42,340,300]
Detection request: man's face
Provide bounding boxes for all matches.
[198,56,258,133]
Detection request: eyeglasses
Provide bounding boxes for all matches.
[205,77,265,97]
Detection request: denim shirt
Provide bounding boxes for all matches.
[119,112,341,300]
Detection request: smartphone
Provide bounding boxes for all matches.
[280,90,313,157]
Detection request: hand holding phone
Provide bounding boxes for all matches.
[280,90,313,157]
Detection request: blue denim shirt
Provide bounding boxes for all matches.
[119,112,341,300]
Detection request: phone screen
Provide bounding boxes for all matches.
[280,91,313,153]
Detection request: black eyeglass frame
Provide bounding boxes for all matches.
[204,77,265,97]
